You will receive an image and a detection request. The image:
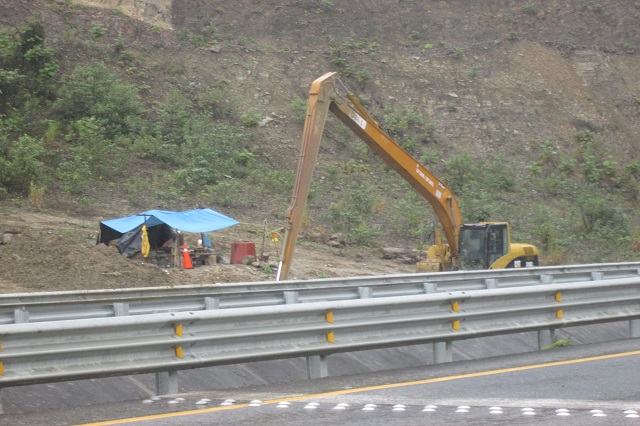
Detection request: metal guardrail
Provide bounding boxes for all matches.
[3,262,640,324]
[1,277,640,388]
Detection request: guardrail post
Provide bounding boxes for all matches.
[148,300,181,395]
[538,329,556,349]
[204,297,220,310]
[131,298,178,396]
[630,320,640,338]
[14,307,29,323]
[156,370,178,395]
[292,290,327,378]
[358,287,372,299]
[433,341,452,363]
[307,355,328,379]
[591,272,604,281]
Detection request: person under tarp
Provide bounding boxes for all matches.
[141,224,150,258]
[99,214,173,254]
[201,232,212,248]
[104,221,174,258]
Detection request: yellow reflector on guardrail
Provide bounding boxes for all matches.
[326,332,335,343]
[175,346,184,359]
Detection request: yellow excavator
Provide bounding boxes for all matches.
[276,72,538,281]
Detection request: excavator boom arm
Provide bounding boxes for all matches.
[276,73,336,280]
[329,93,462,251]
[277,72,462,280]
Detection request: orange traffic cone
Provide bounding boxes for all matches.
[183,243,193,269]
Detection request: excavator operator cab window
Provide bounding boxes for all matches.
[487,224,508,267]
[458,226,487,270]
[459,224,509,270]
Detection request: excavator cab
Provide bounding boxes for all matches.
[458,223,538,270]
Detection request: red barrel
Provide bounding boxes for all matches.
[230,241,257,264]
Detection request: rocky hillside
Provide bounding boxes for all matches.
[1,0,640,291]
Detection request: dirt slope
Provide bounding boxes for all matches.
[0,208,414,293]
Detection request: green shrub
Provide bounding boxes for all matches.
[458,189,493,222]
[240,110,262,127]
[328,185,376,243]
[28,181,46,210]
[388,193,432,240]
[420,149,440,165]
[344,65,370,87]
[540,173,576,196]
[538,138,557,164]
[383,107,422,138]
[531,206,572,261]
[250,168,294,195]
[154,88,193,146]
[625,161,640,179]
[582,152,602,183]
[444,153,478,194]
[482,155,515,192]
[324,46,347,68]
[422,123,437,144]
[558,156,577,175]
[397,137,418,153]
[55,61,142,138]
[60,117,131,185]
[602,156,618,178]
[344,159,369,173]
[526,162,543,175]
[0,19,58,109]
[233,148,256,167]
[348,221,380,246]
[576,129,596,145]
[173,121,251,190]
[90,25,107,39]
[523,2,538,15]
[0,134,46,194]
[196,87,235,119]
[288,97,308,123]
[576,193,626,234]
[206,179,243,208]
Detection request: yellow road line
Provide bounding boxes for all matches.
[80,349,640,425]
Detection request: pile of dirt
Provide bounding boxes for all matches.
[0,229,173,292]
[0,208,414,294]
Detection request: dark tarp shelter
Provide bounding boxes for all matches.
[98,208,239,258]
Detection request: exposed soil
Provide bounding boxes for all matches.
[0,207,414,293]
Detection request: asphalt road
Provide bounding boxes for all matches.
[5,337,640,425]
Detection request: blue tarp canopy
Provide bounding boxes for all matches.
[98,209,238,255]
[101,208,239,234]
